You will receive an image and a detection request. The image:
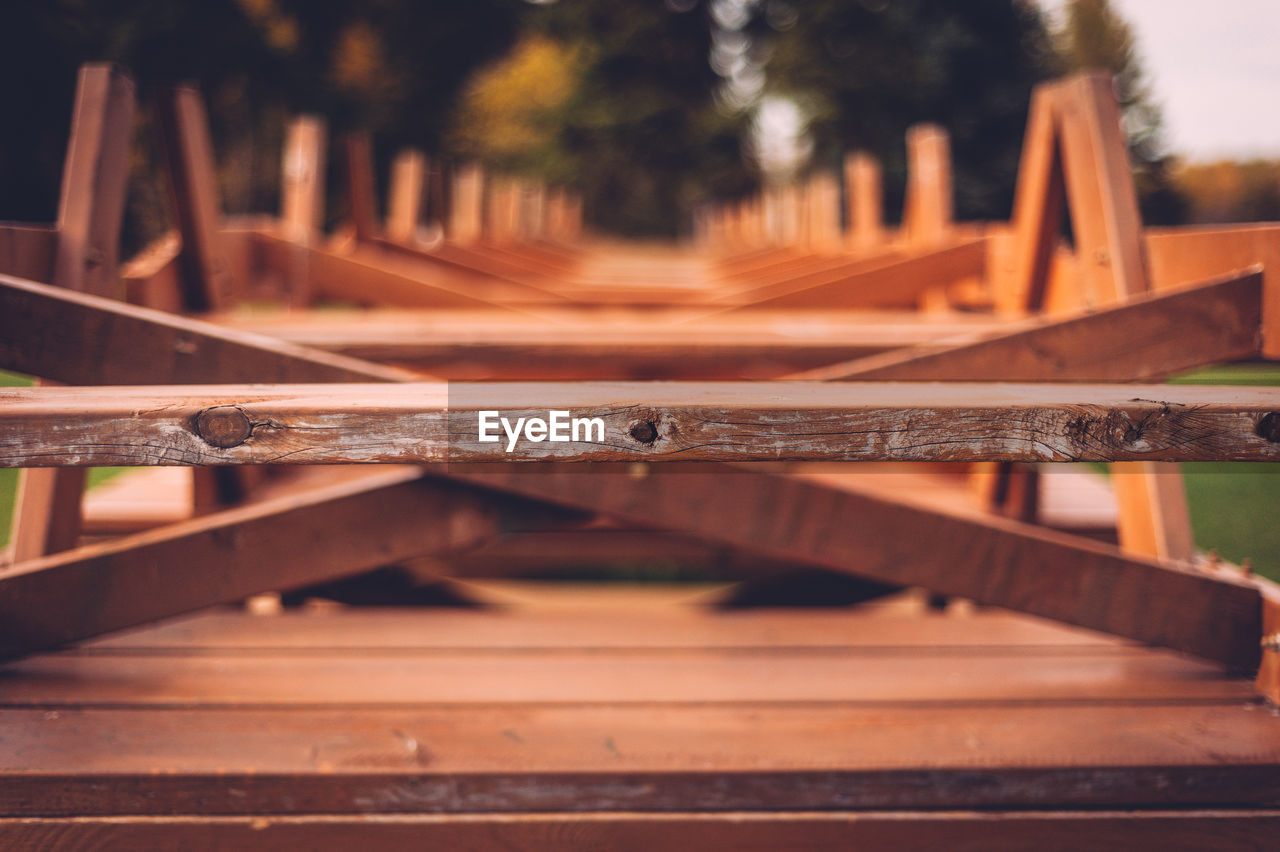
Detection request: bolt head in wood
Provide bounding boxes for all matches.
[196,406,252,448]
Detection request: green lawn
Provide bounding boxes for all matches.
[1,367,1276,580]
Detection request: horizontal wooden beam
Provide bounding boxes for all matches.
[0,272,413,384]
[0,469,582,657]
[2,381,1279,466]
[798,269,1265,381]
[212,308,1003,378]
[719,239,986,310]
[445,464,1264,668]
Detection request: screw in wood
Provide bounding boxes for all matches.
[195,406,252,448]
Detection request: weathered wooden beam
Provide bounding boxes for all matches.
[3,382,1279,466]
[444,464,1263,668]
[0,469,582,658]
[796,269,1263,381]
[0,272,414,385]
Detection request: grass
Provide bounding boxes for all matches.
[1169,363,1280,580]
[0,367,1276,580]
[0,370,128,548]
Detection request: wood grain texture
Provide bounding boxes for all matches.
[2,382,1279,466]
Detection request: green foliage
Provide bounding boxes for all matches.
[757,0,1056,222]
[513,0,757,236]
[0,0,529,250]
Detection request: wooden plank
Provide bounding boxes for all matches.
[1000,84,1064,314]
[86,605,1130,651]
[444,465,1263,667]
[51,64,136,299]
[4,811,1278,850]
[386,149,426,243]
[1055,72,1148,307]
[252,230,553,310]
[0,704,1276,814]
[211,308,1003,378]
[345,134,379,243]
[844,151,884,252]
[120,231,183,310]
[3,382,1280,467]
[11,64,135,564]
[280,115,327,242]
[0,272,414,385]
[153,84,234,310]
[449,163,484,244]
[1256,578,1280,704]
[0,470,579,658]
[720,240,986,310]
[0,223,56,281]
[903,124,952,247]
[0,647,1246,705]
[796,269,1263,381]
[1145,223,1280,358]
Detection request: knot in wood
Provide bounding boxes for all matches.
[628,419,659,445]
[196,406,252,448]
[1257,412,1280,444]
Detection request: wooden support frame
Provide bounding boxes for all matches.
[153,84,234,311]
[797,269,1264,381]
[11,64,135,564]
[0,469,583,658]
[444,463,1263,668]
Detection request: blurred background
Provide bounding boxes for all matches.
[2,0,1278,251]
[1,0,1277,577]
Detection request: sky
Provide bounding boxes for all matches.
[1039,0,1280,161]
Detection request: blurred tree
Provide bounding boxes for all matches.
[0,0,529,249]
[1175,160,1280,224]
[450,33,581,175]
[1055,0,1186,224]
[489,0,757,237]
[757,0,1057,222]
